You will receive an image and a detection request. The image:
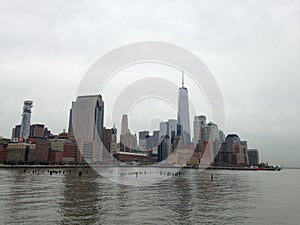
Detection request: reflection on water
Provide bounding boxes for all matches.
[0,168,299,225]
[61,169,99,224]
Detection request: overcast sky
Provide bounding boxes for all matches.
[0,0,299,166]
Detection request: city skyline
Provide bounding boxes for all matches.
[0,67,259,169]
[0,1,299,166]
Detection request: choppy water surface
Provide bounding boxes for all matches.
[0,168,299,225]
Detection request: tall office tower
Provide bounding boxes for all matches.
[102,127,115,159]
[177,71,191,145]
[193,115,206,144]
[153,130,160,146]
[20,100,33,139]
[30,124,46,137]
[139,131,149,149]
[168,119,177,140]
[11,124,21,141]
[240,141,249,166]
[145,130,160,149]
[121,114,129,135]
[112,124,117,143]
[72,95,104,139]
[207,122,220,157]
[68,108,73,135]
[71,95,104,163]
[247,149,259,166]
[120,114,129,151]
[158,136,172,162]
[219,134,246,166]
[120,114,137,152]
[159,121,171,141]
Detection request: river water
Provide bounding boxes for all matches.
[0,168,299,225]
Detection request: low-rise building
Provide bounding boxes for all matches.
[63,141,79,163]
[113,152,151,164]
[6,143,36,163]
[0,138,10,162]
[48,151,63,164]
[28,137,50,163]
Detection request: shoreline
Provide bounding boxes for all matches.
[0,164,282,171]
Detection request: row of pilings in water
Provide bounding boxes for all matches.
[16,169,182,177]
[108,170,181,178]
[17,169,87,176]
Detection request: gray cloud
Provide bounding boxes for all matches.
[0,0,299,166]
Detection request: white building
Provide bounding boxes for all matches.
[71,95,104,164]
[177,72,191,145]
[193,115,206,144]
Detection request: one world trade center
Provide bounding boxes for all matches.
[177,71,191,146]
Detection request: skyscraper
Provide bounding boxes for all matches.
[68,108,73,135]
[30,124,45,137]
[121,114,129,135]
[168,119,177,140]
[177,71,191,145]
[20,100,33,139]
[139,131,149,149]
[120,114,137,152]
[158,136,171,162]
[206,122,220,158]
[112,124,117,143]
[11,124,21,141]
[193,115,206,144]
[159,121,171,141]
[145,130,160,150]
[71,95,104,163]
[247,149,259,166]
[71,95,104,139]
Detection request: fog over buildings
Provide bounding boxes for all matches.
[0,0,299,166]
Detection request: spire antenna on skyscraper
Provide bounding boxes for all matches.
[182,69,184,88]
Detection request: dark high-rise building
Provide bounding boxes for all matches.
[30,124,45,137]
[145,130,160,149]
[11,125,21,140]
[68,108,73,135]
[153,130,160,145]
[240,141,249,166]
[168,119,177,142]
[139,131,149,149]
[215,134,247,167]
[43,127,51,138]
[248,149,259,166]
[13,124,50,141]
[102,127,114,158]
[158,136,171,162]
